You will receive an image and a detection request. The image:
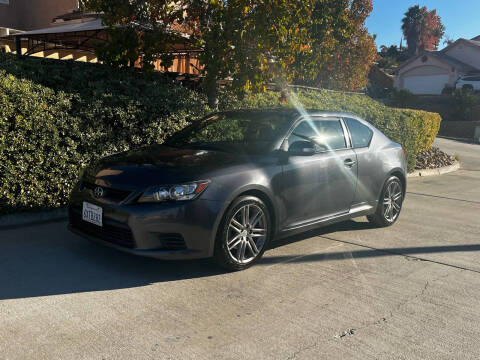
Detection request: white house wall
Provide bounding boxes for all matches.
[444,42,480,70]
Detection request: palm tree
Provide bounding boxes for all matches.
[401,5,425,55]
[443,35,455,47]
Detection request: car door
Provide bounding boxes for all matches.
[343,117,378,206]
[280,117,358,228]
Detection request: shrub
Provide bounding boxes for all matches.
[388,89,416,108]
[0,54,210,213]
[0,73,79,212]
[0,54,441,213]
[441,84,454,95]
[366,80,392,99]
[451,88,478,120]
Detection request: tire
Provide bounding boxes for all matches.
[214,196,272,271]
[462,84,474,92]
[367,176,404,228]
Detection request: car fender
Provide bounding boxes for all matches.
[206,183,279,257]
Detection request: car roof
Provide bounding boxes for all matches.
[220,109,362,121]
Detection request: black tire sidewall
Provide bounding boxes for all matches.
[214,196,272,271]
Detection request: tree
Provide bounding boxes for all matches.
[79,0,183,70]
[81,0,375,107]
[181,0,373,106]
[401,5,425,55]
[420,9,445,51]
[443,34,455,46]
[401,5,445,55]
[380,45,399,58]
[312,0,376,91]
[377,44,410,69]
[314,29,376,91]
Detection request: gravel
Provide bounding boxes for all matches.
[415,147,456,170]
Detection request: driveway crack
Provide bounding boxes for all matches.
[335,270,461,339]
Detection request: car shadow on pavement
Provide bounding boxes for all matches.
[0,221,226,300]
[1,219,479,300]
[264,220,480,271]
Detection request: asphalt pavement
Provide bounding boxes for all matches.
[1,137,479,360]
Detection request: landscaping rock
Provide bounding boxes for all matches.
[415,147,456,170]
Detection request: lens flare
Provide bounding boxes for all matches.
[288,91,375,208]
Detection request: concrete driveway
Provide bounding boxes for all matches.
[1,137,479,360]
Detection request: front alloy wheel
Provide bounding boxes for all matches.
[214,196,271,271]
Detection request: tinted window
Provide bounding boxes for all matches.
[288,119,347,151]
[166,113,291,148]
[344,118,373,148]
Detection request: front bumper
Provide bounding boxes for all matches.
[68,188,225,260]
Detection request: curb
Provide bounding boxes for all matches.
[0,208,68,231]
[407,161,460,178]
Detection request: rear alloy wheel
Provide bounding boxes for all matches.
[367,176,404,227]
[214,196,272,271]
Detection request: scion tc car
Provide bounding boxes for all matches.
[68,109,407,271]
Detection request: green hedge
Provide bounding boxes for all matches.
[0,53,441,214]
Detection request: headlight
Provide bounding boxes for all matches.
[138,180,210,203]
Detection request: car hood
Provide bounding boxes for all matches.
[83,144,248,188]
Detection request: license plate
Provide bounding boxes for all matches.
[82,201,103,227]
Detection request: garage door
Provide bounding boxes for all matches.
[403,74,450,95]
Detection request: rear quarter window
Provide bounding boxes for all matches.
[344,118,373,148]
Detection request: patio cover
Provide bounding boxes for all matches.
[5,19,107,55]
[4,18,198,57]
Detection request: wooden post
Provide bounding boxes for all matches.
[15,36,22,58]
[186,52,191,74]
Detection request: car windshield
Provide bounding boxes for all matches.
[165,112,292,152]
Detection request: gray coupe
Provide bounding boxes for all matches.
[68,109,407,270]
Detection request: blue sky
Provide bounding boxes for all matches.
[366,0,480,50]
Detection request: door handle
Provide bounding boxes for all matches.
[344,159,356,167]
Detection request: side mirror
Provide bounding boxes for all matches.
[288,140,316,156]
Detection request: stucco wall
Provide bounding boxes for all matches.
[0,0,78,30]
[402,65,449,76]
[444,42,480,70]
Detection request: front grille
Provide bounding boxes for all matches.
[82,182,132,203]
[158,233,187,250]
[69,207,135,249]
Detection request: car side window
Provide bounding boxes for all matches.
[287,118,347,152]
[344,118,373,148]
